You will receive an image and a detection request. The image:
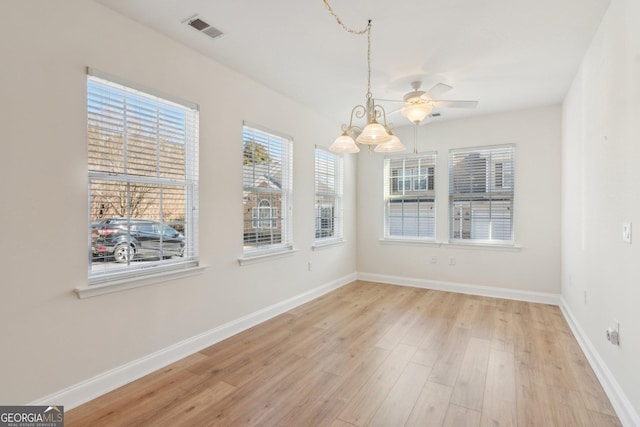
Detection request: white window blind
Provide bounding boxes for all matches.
[315,147,343,242]
[449,145,514,243]
[384,153,436,239]
[87,72,199,284]
[242,123,293,254]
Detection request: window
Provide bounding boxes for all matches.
[242,123,293,254]
[87,70,199,284]
[384,153,436,239]
[449,145,514,243]
[252,200,277,229]
[315,148,343,242]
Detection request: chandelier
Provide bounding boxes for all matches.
[324,2,405,154]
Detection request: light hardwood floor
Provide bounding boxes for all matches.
[66,281,621,426]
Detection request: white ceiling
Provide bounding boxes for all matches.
[95,0,610,127]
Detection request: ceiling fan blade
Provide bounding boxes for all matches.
[375,98,407,104]
[431,100,479,109]
[424,83,453,99]
[386,106,403,116]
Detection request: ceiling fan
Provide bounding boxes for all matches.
[379,81,479,125]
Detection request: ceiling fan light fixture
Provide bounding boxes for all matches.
[356,120,393,145]
[329,131,360,153]
[401,103,432,124]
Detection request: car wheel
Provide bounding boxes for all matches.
[114,244,134,263]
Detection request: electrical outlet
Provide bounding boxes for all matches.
[622,223,632,244]
[308,261,312,272]
[431,256,437,264]
[606,327,620,345]
[449,256,455,266]
[606,319,620,345]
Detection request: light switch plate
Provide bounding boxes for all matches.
[622,222,632,244]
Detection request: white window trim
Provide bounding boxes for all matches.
[379,237,439,246]
[312,238,345,250]
[238,248,297,266]
[76,264,206,298]
[314,146,344,244]
[383,152,437,241]
[448,144,515,245]
[242,122,294,257]
[86,69,199,289]
[443,241,521,251]
[378,238,521,251]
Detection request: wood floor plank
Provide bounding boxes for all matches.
[140,380,236,426]
[586,410,623,427]
[491,308,515,353]
[450,337,491,411]
[328,347,391,404]
[411,318,454,368]
[405,381,454,427]
[368,362,431,427]
[515,364,555,427]
[375,290,433,350]
[481,349,517,427]
[471,303,496,340]
[547,387,599,426]
[562,330,618,416]
[337,343,417,426]
[443,404,482,427]
[66,281,621,427]
[428,326,472,386]
[275,398,345,427]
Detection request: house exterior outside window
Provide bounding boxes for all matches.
[448,145,514,243]
[384,153,436,239]
[315,148,343,242]
[242,123,293,254]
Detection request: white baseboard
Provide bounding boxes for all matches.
[560,298,640,427]
[29,273,356,410]
[357,272,560,305]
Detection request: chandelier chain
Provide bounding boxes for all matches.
[322,0,369,35]
[322,0,372,96]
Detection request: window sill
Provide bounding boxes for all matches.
[443,241,522,252]
[312,238,345,250]
[76,263,206,299]
[378,238,521,252]
[238,248,297,266]
[379,238,440,247]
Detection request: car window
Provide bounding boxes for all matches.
[163,226,176,237]
[138,224,154,234]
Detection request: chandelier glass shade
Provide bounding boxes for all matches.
[374,130,405,152]
[356,119,392,145]
[331,131,360,153]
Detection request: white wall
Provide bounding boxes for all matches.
[0,0,356,404]
[562,0,640,422]
[357,106,562,296]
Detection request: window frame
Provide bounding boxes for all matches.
[241,122,293,258]
[86,69,200,289]
[383,152,437,240]
[448,144,515,244]
[314,147,344,244]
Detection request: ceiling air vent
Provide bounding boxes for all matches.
[185,15,223,40]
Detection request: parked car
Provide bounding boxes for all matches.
[92,218,185,262]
